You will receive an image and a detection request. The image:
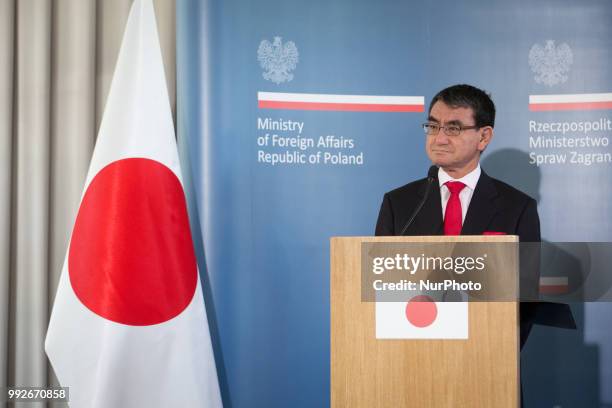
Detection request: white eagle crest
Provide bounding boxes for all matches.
[257,37,299,84]
[528,40,573,87]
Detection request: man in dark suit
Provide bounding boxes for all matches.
[375,84,540,348]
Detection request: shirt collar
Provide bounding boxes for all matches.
[438,164,481,191]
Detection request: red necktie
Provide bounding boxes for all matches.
[444,181,466,235]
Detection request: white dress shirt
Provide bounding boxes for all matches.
[438,164,482,224]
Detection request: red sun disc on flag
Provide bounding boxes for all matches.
[68,158,198,326]
[405,295,437,327]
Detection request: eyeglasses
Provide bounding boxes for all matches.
[422,123,479,137]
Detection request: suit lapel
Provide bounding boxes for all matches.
[406,179,443,235]
[461,171,499,235]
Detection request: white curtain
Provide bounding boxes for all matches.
[0,1,176,405]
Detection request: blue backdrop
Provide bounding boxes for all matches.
[177,0,612,406]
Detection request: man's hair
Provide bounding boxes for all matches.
[428,84,496,128]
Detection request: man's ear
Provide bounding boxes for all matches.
[478,126,493,152]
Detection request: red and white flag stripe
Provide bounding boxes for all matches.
[539,276,569,295]
[529,93,612,111]
[258,91,424,112]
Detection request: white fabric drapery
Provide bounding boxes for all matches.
[0,1,176,405]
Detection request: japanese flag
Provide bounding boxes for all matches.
[45,1,222,407]
[376,295,469,339]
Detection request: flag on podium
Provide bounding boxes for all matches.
[376,295,468,339]
[45,0,222,406]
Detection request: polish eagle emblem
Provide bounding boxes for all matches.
[528,40,573,87]
[257,37,299,84]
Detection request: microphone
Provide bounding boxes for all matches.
[399,165,438,235]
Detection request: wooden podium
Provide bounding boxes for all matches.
[330,236,520,408]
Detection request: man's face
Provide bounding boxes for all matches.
[425,101,493,178]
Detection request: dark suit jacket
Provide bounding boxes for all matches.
[375,170,540,241]
[375,169,541,348]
